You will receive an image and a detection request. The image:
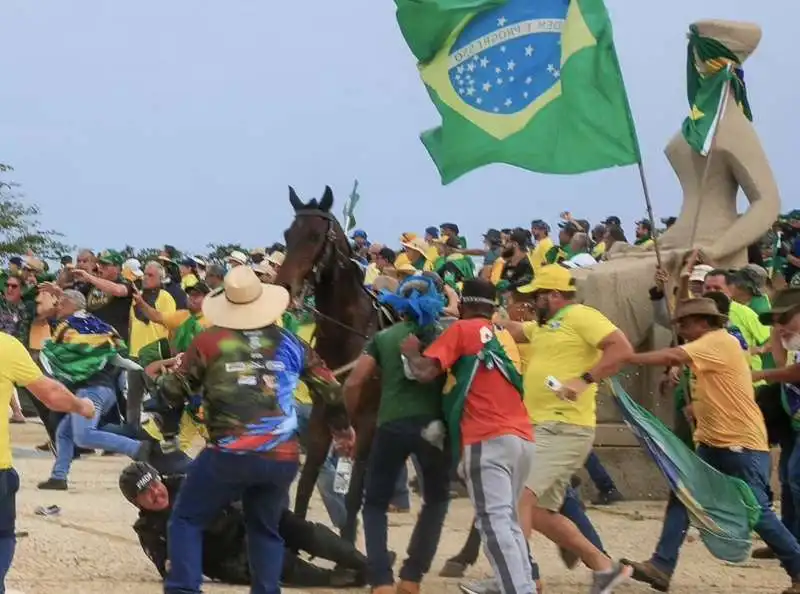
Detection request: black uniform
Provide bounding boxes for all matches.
[128,458,366,588]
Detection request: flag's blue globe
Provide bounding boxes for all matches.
[447,0,569,115]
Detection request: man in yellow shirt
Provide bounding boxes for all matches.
[528,220,554,273]
[624,298,800,593]
[500,265,633,590]
[0,332,94,590]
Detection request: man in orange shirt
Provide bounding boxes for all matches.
[402,279,535,594]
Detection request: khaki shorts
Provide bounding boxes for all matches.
[526,422,595,511]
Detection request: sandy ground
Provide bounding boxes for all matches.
[4,422,792,594]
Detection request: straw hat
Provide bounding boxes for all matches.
[226,250,248,266]
[252,261,276,278]
[202,266,289,330]
[266,251,285,267]
[672,298,728,324]
[401,237,430,258]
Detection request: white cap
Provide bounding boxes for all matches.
[562,253,597,269]
[689,264,714,283]
[123,258,143,278]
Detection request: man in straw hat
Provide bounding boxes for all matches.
[156,266,355,594]
[623,297,800,593]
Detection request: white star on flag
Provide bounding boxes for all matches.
[507,60,515,71]
[547,64,555,73]
[496,77,503,84]
[459,88,465,94]
[525,76,533,84]
[493,107,499,113]
[456,73,462,80]
[467,62,476,72]
[495,66,501,73]
[497,16,507,26]
[523,91,529,98]
[457,65,464,74]
[504,98,512,107]
[466,86,475,96]
[509,76,515,82]
[500,46,507,53]
[476,97,483,105]
[525,45,534,57]
[480,57,489,68]
[482,81,492,92]
[553,69,560,78]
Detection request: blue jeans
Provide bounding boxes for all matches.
[165,448,298,594]
[584,450,617,494]
[0,469,19,594]
[652,445,800,578]
[295,403,408,529]
[51,385,142,480]
[363,417,450,586]
[780,433,800,540]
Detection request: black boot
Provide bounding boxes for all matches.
[303,521,367,571]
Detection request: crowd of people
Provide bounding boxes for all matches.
[1,209,800,594]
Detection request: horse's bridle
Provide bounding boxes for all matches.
[291,209,371,339]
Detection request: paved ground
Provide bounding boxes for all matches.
[5,422,792,594]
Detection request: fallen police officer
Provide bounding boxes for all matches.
[119,457,368,588]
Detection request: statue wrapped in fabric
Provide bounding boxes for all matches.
[572,20,780,348]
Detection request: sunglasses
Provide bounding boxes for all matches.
[5,283,20,289]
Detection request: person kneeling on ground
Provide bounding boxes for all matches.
[119,457,368,588]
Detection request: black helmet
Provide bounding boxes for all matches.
[119,461,160,504]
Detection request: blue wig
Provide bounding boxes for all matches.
[378,275,443,328]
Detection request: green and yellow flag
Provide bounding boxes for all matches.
[681,25,751,156]
[396,0,640,184]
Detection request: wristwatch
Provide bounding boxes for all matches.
[581,372,596,385]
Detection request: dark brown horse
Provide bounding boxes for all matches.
[276,185,383,544]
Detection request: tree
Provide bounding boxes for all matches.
[206,242,245,264]
[0,164,72,259]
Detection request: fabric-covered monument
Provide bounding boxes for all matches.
[571,19,780,498]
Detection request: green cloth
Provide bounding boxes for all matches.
[748,295,771,316]
[365,321,445,426]
[281,311,300,335]
[611,378,761,563]
[137,338,172,368]
[436,253,475,289]
[441,331,523,466]
[545,244,573,264]
[395,0,640,184]
[682,25,751,156]
[173,313,206,354]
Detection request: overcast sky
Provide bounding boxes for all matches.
[0,0,792,254]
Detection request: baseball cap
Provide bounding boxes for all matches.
[531,219,550,231]
[518,265,575,294]
[351,229,368,240]
[602,216,622,227]
[425,226,439,239]
[558,221,580,234]
[759,288,800,326]
[119,461,160,504]
[688,264,713,283]
[440,222,460,235]
[98,250,124,267]
[509,228,530,247]
[226,250,248,265]
[8,256,22,268]
[187,281,211,295]
[482,228,502,245]
[635,219,653,230]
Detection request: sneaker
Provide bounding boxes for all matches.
[440,559,470,578]
[591,489,624,506]
[37,478,67,491]
[620,559,669,592]
[459,578,500,594]
[752,546,777,559]
[590,562,632,594]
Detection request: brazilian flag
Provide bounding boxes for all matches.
[396,0,640,183]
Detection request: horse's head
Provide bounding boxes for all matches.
[276,185,348,297]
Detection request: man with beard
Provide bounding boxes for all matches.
[72,250,134,342]
[498,228,534,293]
[529,220,554,273]
[119,457,368,588]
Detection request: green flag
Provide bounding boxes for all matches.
[681,25,751,156]
[342,180,360,234]
[396,0,640,184]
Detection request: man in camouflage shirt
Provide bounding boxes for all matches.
[158,266,354,594]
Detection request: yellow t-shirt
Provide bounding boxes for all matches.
[592,242,606,260]
[496,327,522,373]
[522,305,617,427]
[294,324,316,405]
[181,273,199,291]
[0,333,44,468]
[681,329,768,452]
[490,257,505,285]
[129,290,177,357]
[394,252,411,270]
[364,263,380,286]
[160,310,209,332]
[529,237,554,272]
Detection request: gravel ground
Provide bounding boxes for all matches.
[5,423,791,594]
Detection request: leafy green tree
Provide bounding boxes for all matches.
[0,164,72,259]
[206,242,246,264]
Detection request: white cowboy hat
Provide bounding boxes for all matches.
[252,261,276,277]
[226,250,248,266]
[401,237,430,258]
[266,251,285,267]
[202,266,289,330]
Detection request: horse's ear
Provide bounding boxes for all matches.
[319,186,334,212]
[289,186,303,211]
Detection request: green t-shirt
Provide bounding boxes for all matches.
[365,321,445,426]
[748,295,771,316]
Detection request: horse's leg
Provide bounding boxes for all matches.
[340,410,375,544]
[294,403,332,520]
